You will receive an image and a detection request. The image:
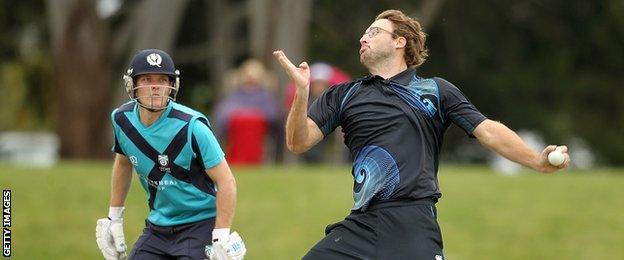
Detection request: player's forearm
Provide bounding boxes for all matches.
[214,177,237,228]
[285,87,311,153]
[475,120,541,170]
[110,157,133,207]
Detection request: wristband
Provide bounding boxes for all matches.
[212,228,230,243]
[108,206,125,220]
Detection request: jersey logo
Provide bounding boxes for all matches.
[420,97,437,117]
[351,145,400,211]
[355,169,366,185]
[143,176,178,190]
[129,155,138,166]
[389,77,440,119]
[158,154,170,172]
[146,53,162,67]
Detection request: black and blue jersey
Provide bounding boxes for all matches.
[308,68,486,210]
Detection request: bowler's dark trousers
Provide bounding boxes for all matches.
[303,199,444,260]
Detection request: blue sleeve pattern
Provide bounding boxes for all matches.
[191,118,225,169]
[308,82,356,136]
[110,104,133,155]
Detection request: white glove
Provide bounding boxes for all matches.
[96,207,127,260]
[206,229,246,260]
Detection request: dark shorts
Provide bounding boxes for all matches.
[302,199,444,260]
[129,218,215,260]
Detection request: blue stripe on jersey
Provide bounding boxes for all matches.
[340,81,362,113]
[114,110,203,207]
[114,111,162,159]
[118,102,135,112]
[169,108,193,121]
[450,113,477,134]
[318,81,362,136]
[389,77,442,120]
[111,101,222,226]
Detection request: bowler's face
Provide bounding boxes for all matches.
[359,19,397,66]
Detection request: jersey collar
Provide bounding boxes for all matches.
[134,101,175,129]
[387,67,416,86]
[361,67,417,86]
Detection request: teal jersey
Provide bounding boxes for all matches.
[111,101,225,226]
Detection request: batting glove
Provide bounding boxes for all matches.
[205,228,246,260]
[96,207,127,260]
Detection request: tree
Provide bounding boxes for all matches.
[46,0,189,158]
[47,0,112,158]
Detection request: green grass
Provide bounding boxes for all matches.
[1,162,623,259]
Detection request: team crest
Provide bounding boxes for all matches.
[146,53,162,67]
[158,154,170,172]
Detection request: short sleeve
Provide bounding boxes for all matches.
[191,118,225,169]
[308,83,350,136]
[436,77,487,137]
[112,134,125,155]
[111,110,125,155]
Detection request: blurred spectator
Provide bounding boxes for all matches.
[284,62,350,163]
[284,62,350,108]
[489,130,544,175]
[214,59,280,165]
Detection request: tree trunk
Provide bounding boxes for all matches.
[113,0,190,106]
[47,0,191,159]
[252,0,312,163]
[47,0,112,158]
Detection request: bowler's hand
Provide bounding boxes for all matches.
[537,145,570,173]
[273,50,310,91]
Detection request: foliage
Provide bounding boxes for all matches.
[422,0,624,164]
[1,0,623,163]
[0,0,53,131]
[308,0,624,164]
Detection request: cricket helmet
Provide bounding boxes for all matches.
[122,49,180,111]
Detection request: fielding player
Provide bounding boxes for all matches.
[274,9,570,259]
[96,49,245,260]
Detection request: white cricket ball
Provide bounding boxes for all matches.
[548,150,565,166]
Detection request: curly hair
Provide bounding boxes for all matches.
[376,10,428,68]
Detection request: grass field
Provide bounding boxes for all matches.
[1,162,623,259]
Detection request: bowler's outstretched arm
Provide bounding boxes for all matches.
[473,119,570,173]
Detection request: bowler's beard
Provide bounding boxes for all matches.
[360,47,393,71]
